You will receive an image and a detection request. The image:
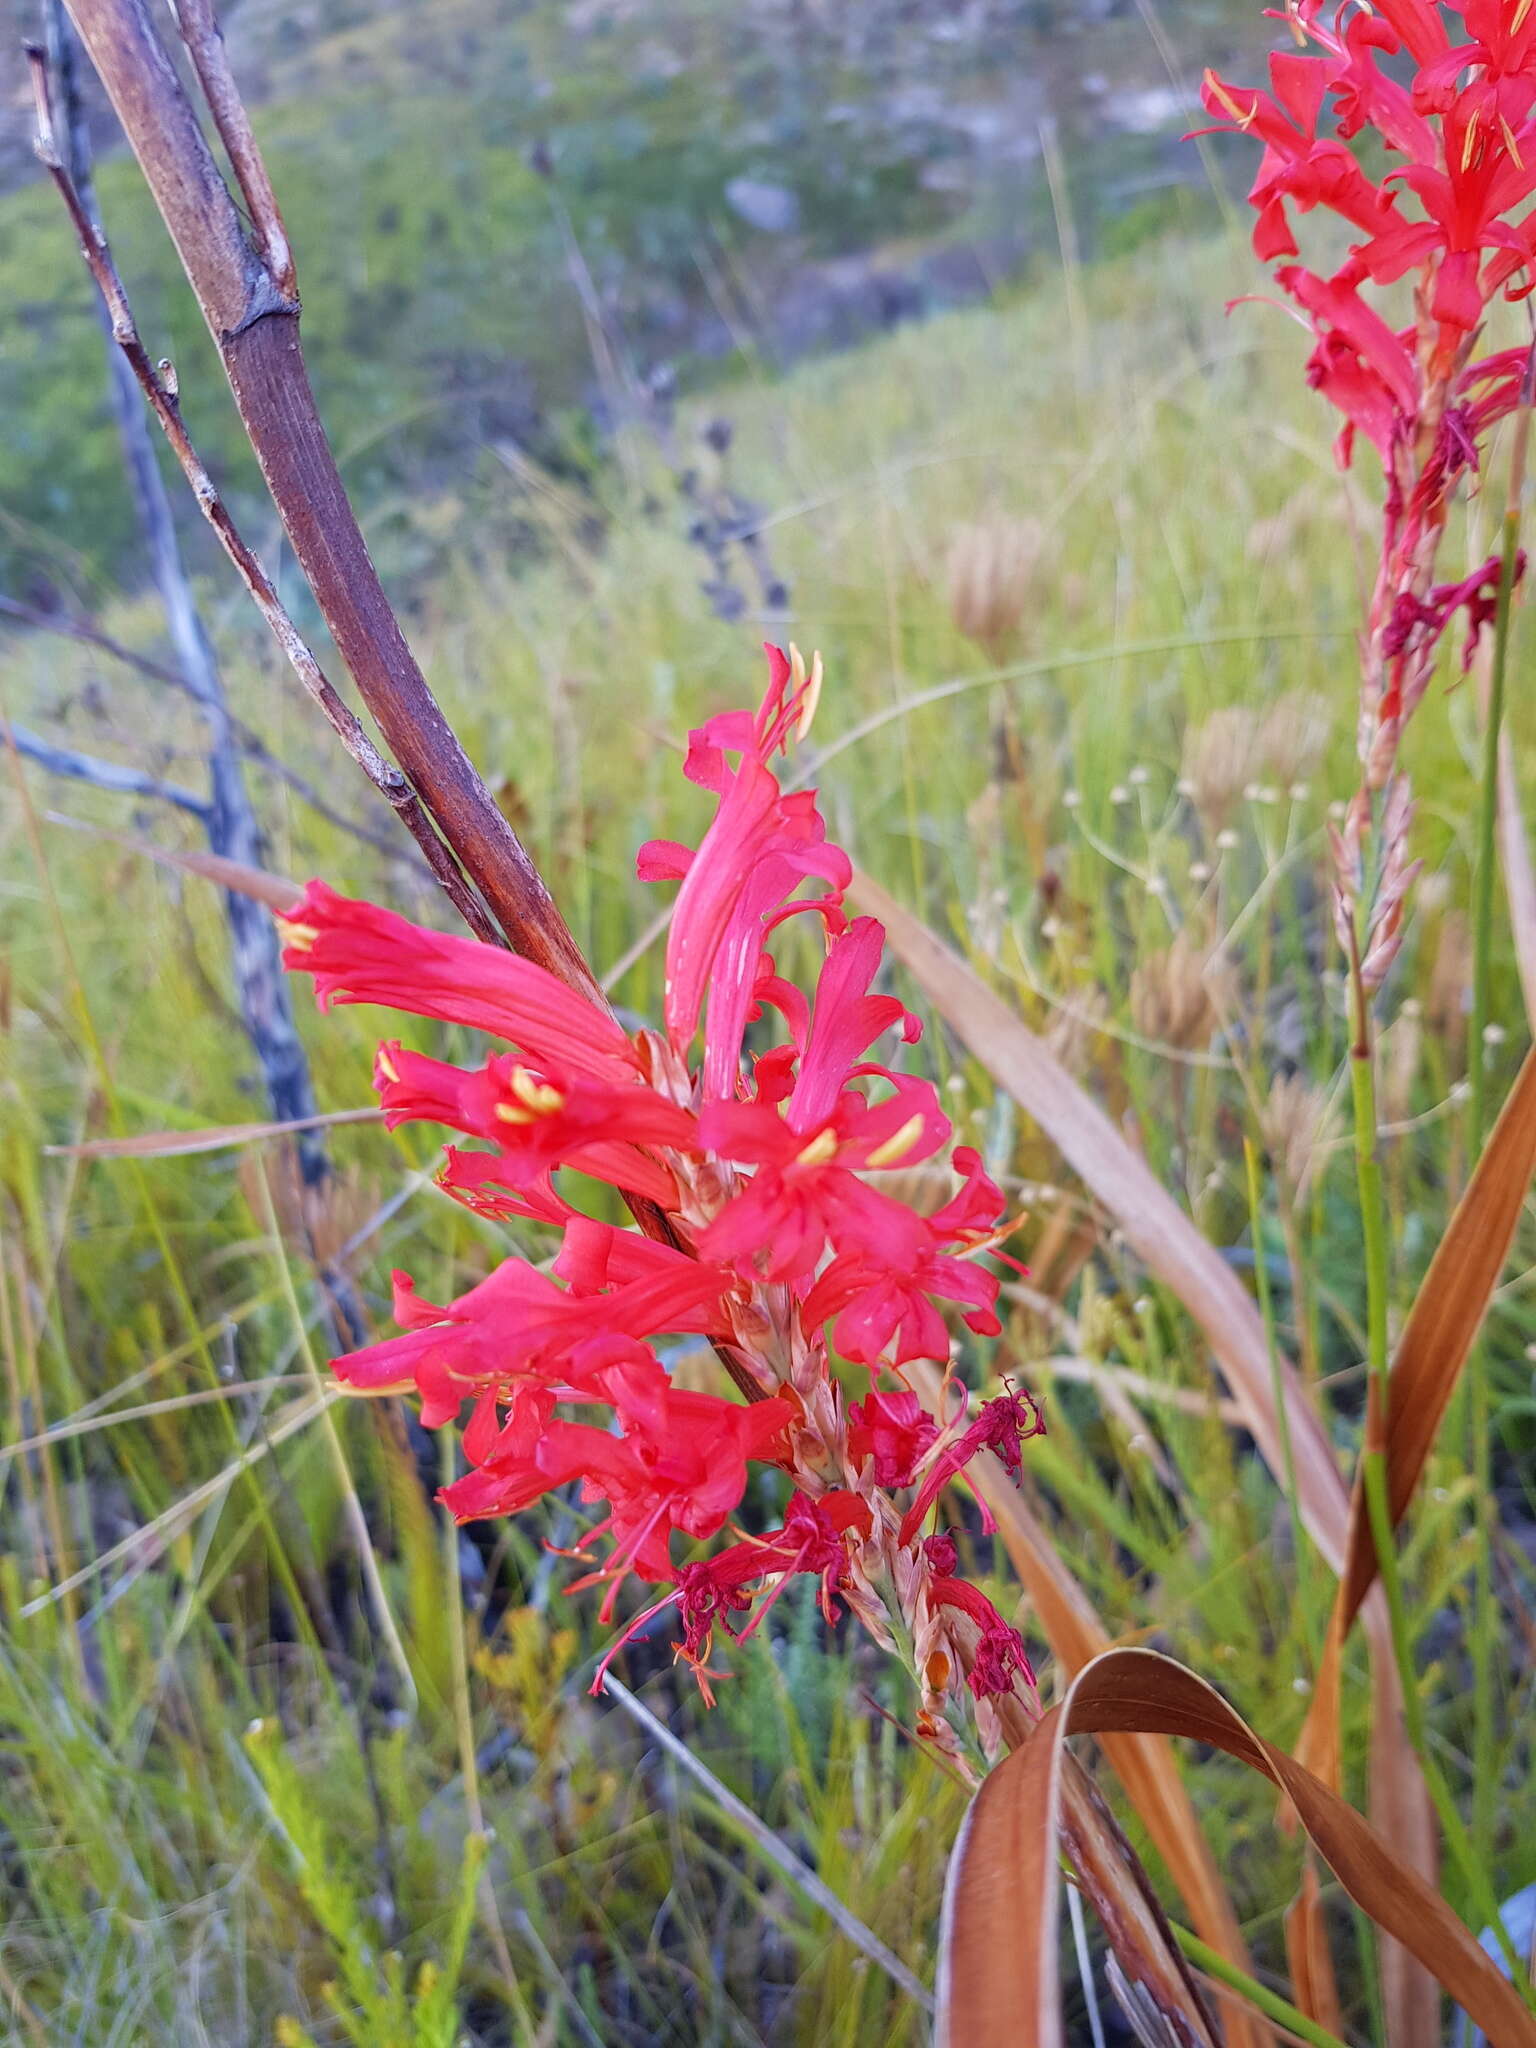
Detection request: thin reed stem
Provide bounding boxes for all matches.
[1467,378,1531,1871]
[1244,1138,1321,1674]
[1348,963,1529,1993]
[1171,1926,1350,2048]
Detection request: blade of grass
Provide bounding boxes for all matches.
[600,1673,935,2012]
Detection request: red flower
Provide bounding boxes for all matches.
[898,1385,1046,1546]
[638,646,852,1098]
[280,880,638,1079]
[285,652,1046,1726]
[846,1389,939,1487]
[444,1369,795,1605]
[698,918,946,1281]
[334,1248,733,1426]
[374,1040,696,1207]
[800,1145,1008,1365]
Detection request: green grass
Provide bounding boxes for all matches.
[3,225,1535,2042]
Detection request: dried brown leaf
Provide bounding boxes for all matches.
[1284,1863,1346,2039]
[938,1650,1536,2048]
[909,1361,1270,2048]
[1300,1044,1536,1806]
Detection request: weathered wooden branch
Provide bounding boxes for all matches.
[57,0,601,997]
[41,1,330,1193]
[7,718,209,815]
[28,38,502,948]
[0,590,416,861]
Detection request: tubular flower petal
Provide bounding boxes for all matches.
[280,880,640,1078]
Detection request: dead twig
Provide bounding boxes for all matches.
[0,590,407,861]
[5,717,209,816]
[27,39,500,947]
[58,0,597,988]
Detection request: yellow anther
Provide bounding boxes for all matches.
[275,919,317,951]
[1503,115,1524,170]
[865,1112,928,1170]
[1463,106,1483,170]
[495,1067,565,1124]
[510,1066,565,1114]
[794,1128,840,1166]
[376,1046,400,1083]
[789,642,826,740]
[1203,69,1254,129]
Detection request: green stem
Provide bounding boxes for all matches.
[1244,1137,1322,1674]
[1466,394,1529,1873]
[1171,1925,1350,2048]
[1349,967,1530,1995]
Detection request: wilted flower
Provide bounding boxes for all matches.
[283,646,1041,1763]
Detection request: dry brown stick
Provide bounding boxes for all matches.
[42,3,764,1403]
[60,0,599,996]
[27,44,500,947]
[166,0,294,297]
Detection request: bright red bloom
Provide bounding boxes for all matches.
[800,1145,1008,1364]
[638,647,853,1099]
[444,1370,795,1601]
[698,917,946,1281]
[374,1040,695,1207]
[334,1246,733,1425]
[590,1489,872,1700]
[280,880,638,1079]
[285,651,1043,1728]
[846,1389,939,1487]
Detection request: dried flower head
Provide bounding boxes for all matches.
[1181,706,1263,836]
[1130,929,1236,1051]
[947,515,1046,662]
[1259,1071,1334,1199]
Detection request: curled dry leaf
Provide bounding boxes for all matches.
[937,1649,1536,2048]
[1299,1044,1536,1787]
[908,1360,1272,2048]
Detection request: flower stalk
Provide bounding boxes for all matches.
[282,649,1044,1766]
[1468,362,1533,1867]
